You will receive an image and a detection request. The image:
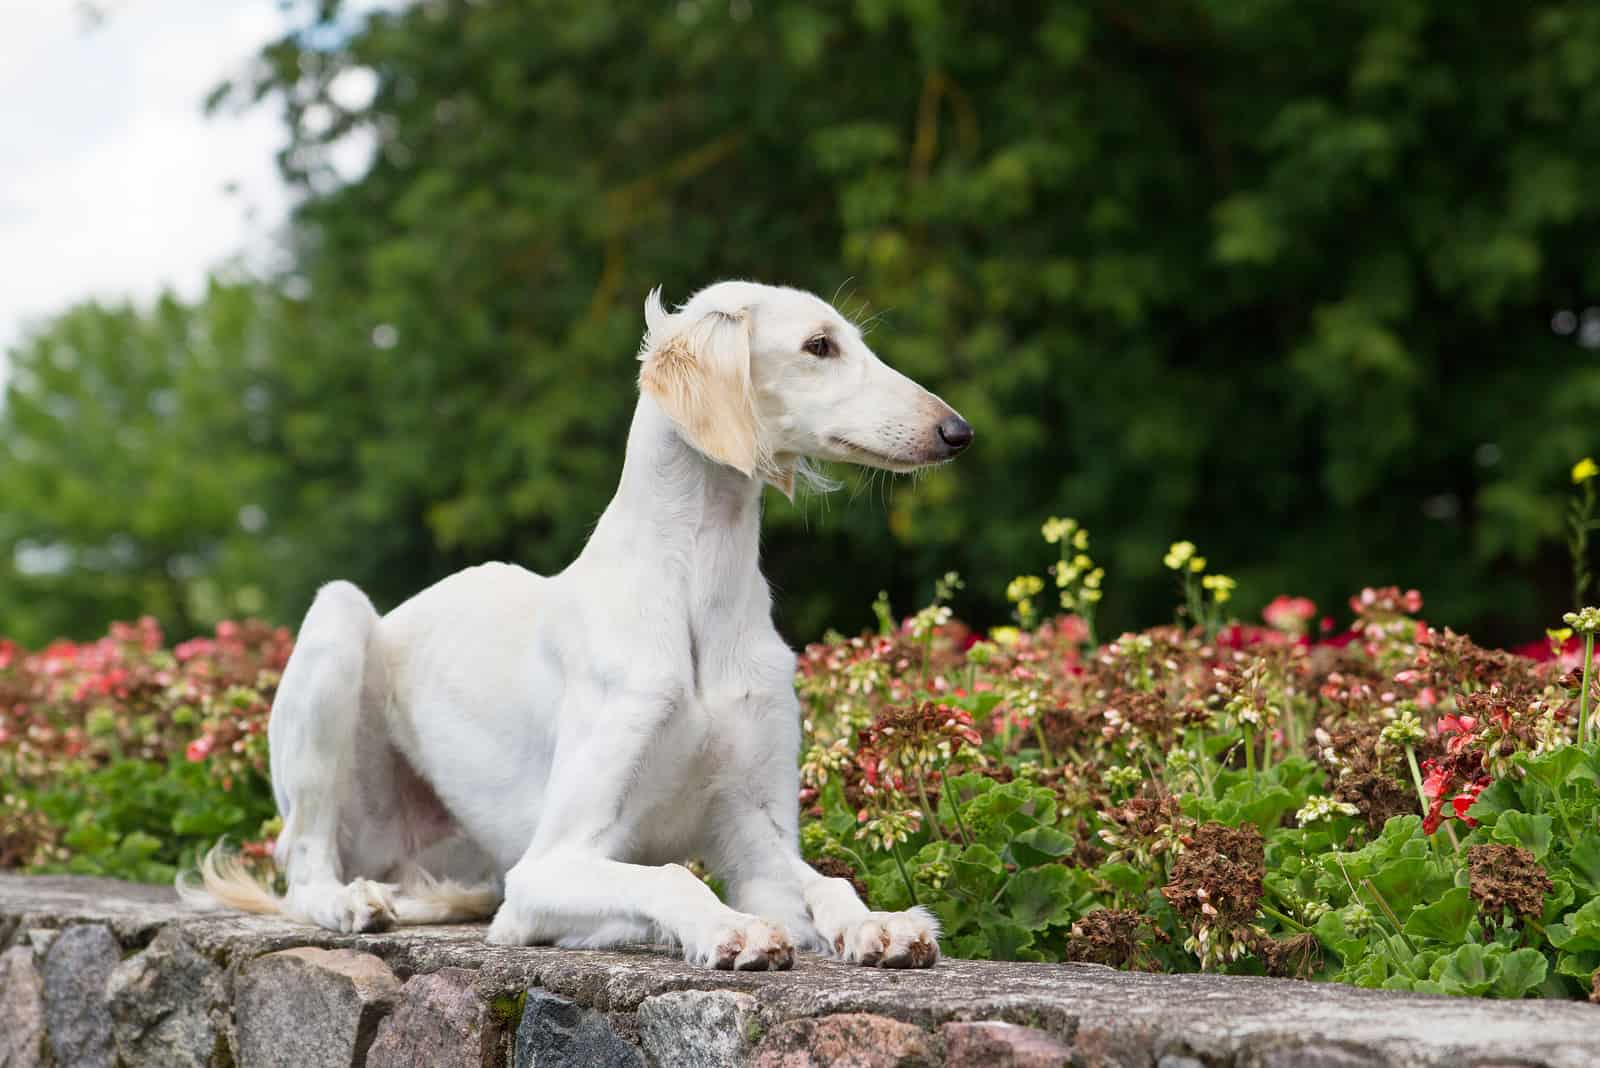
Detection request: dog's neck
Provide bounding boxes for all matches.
[578,395,769,629]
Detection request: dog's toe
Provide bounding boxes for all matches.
[707,917,791,972]
[837,910,939,969]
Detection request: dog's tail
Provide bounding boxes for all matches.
[176,843,284,916]
[176,844,501,926]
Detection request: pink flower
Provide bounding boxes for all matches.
[1437,715,1477,754]
[1420,759,1448,800]
[185,736,214,763]
[1263,595,1317,633]
[1451,784,1485,827]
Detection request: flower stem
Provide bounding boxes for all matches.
[1260,902,1308,933]
[1581,633,1594,749]
[1034,722,1056,768]
[1403,745,1429,818]
[943,781,971,847]
[891,843,919,907]
[912,769,944,841]
[1195,721,1216,800]
[1361,877,1419,959]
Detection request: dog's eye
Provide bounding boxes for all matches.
[803,335,833,358]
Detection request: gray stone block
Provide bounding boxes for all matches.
[107,925,224,1068]
[235,947,401,1068]
[0,945,47,1068]
[515,989,643,1068]
[637,989,760,1068]
[750,1013,936,1068]
[41,923,119,1068]
[367,967,505,1068]
[943,1020,1072,1067]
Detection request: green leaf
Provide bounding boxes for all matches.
[1521,747,1587,794]
[1313,910,1366,964]
[1002,865,1078,930]
[1435,943,1498,997]
[1490,948,1548,999]
[1542,875,1576,925]
[1555,949,1600,980]
[1402,886,1474,944]
[1492,812,1554,860]
[1549,897,1600,952]
[1567,835,1600,894]
[1366,856,1452,917]
[1008,825,1075,869]
[950,843,1006,901]
[1094,861,1148,900]
[979,918,1037,961]
[1465,779,1521,823]
[1234,785,1297,834]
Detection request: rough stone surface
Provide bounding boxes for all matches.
[367,967,505,1068]
[515,989,644,1067]
[637,989,761,1068]
[23,929,56,956]
[942,1021,1071,1067]
[751,1013,937,1067]
[0,945,46,1068]
[234,947,401,1068]
[41,922,119,1068]
[5,875,1600,1068]
[107,925,224,1068]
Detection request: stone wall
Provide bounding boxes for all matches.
[2,874,1597,1067]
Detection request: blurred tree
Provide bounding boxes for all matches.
[6,0,1600,644]
[0,285,279,645]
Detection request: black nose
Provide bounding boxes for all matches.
[937,415,973,452]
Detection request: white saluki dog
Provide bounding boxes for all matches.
[181,280,973,970]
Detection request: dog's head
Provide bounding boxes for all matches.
[638,281,972,496]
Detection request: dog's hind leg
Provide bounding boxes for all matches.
[264,581,406,932]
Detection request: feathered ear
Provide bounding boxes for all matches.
[639,292,763,478]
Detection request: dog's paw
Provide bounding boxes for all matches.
[331,879,398,934]
[834,908,940,968]
[697,916,794,971]
[485,904,534,946]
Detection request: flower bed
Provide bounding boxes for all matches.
[0,619,285,882]
[4,532,1600,1002]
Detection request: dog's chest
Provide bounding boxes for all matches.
[624,692,736,862]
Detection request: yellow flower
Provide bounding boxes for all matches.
[1202,574,1236,604]
[1073,528,1090,550]
[990,626,1021,648]
[1189,556,1207,573]
[1164,541,1196,571]
[1081,588,1103,604]
[1007,575,1045,602]
[1574,457,1598,485]
[1041,517,1077,544]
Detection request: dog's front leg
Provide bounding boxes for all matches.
[483,692,795,970]
[711,701,940,969]
[488,850,793,970]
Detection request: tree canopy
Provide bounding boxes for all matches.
[4,0,1599,646]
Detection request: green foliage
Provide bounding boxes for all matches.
[27,758,274,884]
[6,0,1600,643]
[0,288,280,645]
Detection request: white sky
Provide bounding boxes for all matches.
[0,0,389,389]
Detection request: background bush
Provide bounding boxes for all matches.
[4,0,1600,646]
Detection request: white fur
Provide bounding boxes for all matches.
[179,281,968,970]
